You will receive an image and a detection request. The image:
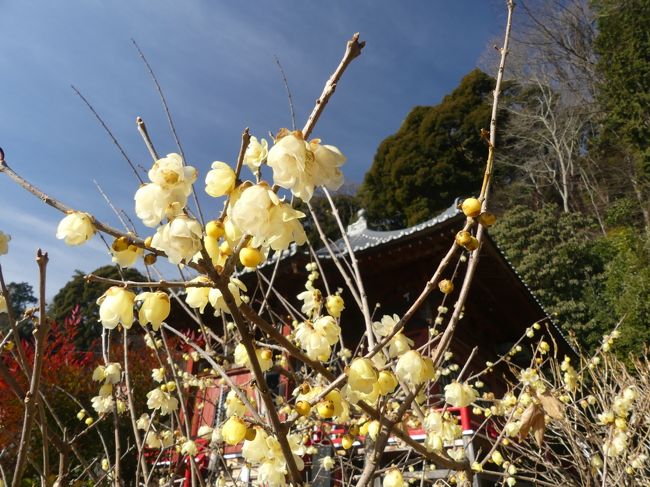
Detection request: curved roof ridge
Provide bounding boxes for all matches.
[319,199,462,257]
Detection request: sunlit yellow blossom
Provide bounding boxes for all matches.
[295,317,340,362]
[388,332,414,358]
[378,370,399,395]
[222,416,248,445]
[373,314,400,337]
[148,153,196,189]
[258,460,288,487]
[225,390,247,417]
[243,136,268,173]
[395,350,429,386]
[185,277,212,313]
[103,363,122,384]
[233,343,273,372]
[136,291,170,331]
[348,358,378,394]
[242,426,268,463]
[267,131,346,201]
[320,455,335,471]
[205,161,236,197]
[491,450,504,466]
[208,278,247,315]
[445,382,478,407]
[181,439,198,457]
[145,431,162,449]
[383,468,404,487]
[146,388,179,416]
[136,413,150,430]
[56,211,95,246]
[297,282,322,317]
[604,430,627,457]
[134,183,186,227]
[97,287,135,329]
[367,420,380,441]
[151,215,203,265]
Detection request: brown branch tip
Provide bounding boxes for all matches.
[348,33,366,59]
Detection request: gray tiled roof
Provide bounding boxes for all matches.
[316,200,461,258]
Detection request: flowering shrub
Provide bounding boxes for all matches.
[3,4,646,487]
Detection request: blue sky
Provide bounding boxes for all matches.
[0,0,505,296]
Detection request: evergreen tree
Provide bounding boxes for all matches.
[593,0,650,232]
[359,69,496,228]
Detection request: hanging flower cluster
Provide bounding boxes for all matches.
[267,130,346,201]
[135,153,197,227]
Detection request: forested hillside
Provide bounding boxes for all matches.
[360,0,650,355]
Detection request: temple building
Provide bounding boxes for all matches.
[182,202,573,487]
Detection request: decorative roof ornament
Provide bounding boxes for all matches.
[346,209,368,236]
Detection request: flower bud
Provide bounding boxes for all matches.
[455,231,472,247]
[112,236,130,252]
[296,401,311,417]
[439,279,454,294]
[205,220,225,239]
[478,212,496,227]
[221,416,248,445]
[326,295,345,318]
[341,434,353,450]
[316,400,335,419]
[239,247,264,268]
[461,197,481,218]
[465,236,480,251]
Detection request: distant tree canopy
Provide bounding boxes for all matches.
[0,281,37,337]
[359,69,495,228]
[50,265,145,348]
[5,281,37,317]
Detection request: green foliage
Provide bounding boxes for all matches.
[589,228,650,358]
[491,205,606,347]
[5,281,37,316]
[594,0,650,178]
[0,282,38,337]
[49,265,145,348]
[492,205,650,356]
[359,69,495,228]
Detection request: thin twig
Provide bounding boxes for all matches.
[132,39,205,226]
[274,55,296,130]
[302,33,366,139]
[71,85,144,183]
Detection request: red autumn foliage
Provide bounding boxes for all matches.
[0,306,164,469]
